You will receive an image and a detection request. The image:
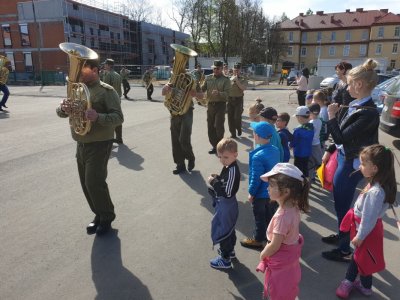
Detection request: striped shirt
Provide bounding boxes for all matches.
[210,161,241,198]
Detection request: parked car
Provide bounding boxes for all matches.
[371,75,400,113]
[379,78,400,133]
[320,74,339,89]
[286,69,299,86]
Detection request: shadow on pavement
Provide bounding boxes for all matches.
[91,230,152,300]
[111,144,144,171]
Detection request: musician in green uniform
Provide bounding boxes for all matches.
[201,60,231,154]
[227,62,247,138]
[120,66,131,99]
[192,63,204,92]
[103,58,124,144]
[142,68,154,100]
[56,58,124,235]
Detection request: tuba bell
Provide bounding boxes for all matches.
[0,55,10,85]
[164,44,198,116]
[59,42,98,135]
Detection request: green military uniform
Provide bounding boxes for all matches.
[142,70,154,100]
[227,74,247,137]
[56,79,123,224]
[120,68,130,99]
[201,73,231,149]
[103,69,123,143]
[192,69,204,92]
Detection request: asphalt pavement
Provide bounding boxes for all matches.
[0,83,399,300]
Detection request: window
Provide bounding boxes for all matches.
[301,47,307,56]
[301,32,307,43]
[24,52,33,72]
[359,45,367,56]
[287,46,293,56]
[300,62,305,70]
[362,30,369,40]
[329,46,335,56]
[288,31,293,42]
[73,3,79,10]
[345,31,351,41]
[19,23,30,46]
[378,27,384,38]
[393,43,398,53]
[343,45,350,57]
[90,28,93,35]
[331,31,336,41]
[317,32,322,42]
[2,24,12,46]
[5,52,14,71]
[315,46,321,58]
[375,44,382,55]
[395,26,400,37]
[390,60,396,69]
[148,39,155,53]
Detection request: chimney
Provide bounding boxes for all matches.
[316,11,324,15]
[299,13,304,16]
[380,9,388,13]
[356,8,364,12]
[346,9,350,13]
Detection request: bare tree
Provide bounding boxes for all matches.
[169,0,191,32]
[125,0,153,22]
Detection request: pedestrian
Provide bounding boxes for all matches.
[248,98,264,122]
[0,57,11,111]
[240,122,280,249]
[296,68,310,106]
[290,106,314,178]
[256,163,310,300]
[276,112,293,163]
[103,58,124,144]
[161,83,196,175]
[120,66,131,99]
[308,103,323,180]
[208,138,241,269]
[56,58,124,235]
[332,62,355,106]
[321,59,380,262]
[142,67,154,100]
[201,60,231,154]
[258,107,284,161]
[312,90,329,147]
[227,62,247,138]
[335,144,396,299]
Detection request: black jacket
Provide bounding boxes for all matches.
[327,98,379,160]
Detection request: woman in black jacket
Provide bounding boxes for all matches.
[321,59,380,262]
[332,62,355,106]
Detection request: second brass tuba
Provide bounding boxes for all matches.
[0,55,10,85]
[164,44,198,116]
[59,42,98,135]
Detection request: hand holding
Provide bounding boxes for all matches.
[211,89,219,96]
[162,84,172,96]
[322,152,331,165]
[85,108,98,122]
[248,194,254,203]
[351,237,363,247]
[328,103,340,119]
[60,99,72,114]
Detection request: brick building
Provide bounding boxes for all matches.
[279,8,400,72]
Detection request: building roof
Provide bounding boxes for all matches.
[280,8,400,31]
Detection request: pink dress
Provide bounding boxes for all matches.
[256,207,303,300]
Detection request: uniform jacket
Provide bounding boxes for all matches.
[290,123,314,158]
[327,98,379,160]
[201,74,231,103]
[229,76,247,97]
[103,70,122,97]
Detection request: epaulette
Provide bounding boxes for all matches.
[100,81,113,90]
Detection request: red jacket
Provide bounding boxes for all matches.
[340,209,385,276]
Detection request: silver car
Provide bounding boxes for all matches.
[379,77,400,133]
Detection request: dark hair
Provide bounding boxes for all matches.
[268,174,310,213]
[301,67,310,79]
[84,59,100,69]
[360,144,396,204]
[277,112,290,125]
[217,138,238,154]
[335,62,353,75]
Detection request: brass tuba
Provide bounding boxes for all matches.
[0,55,10,85]
[164,44,198,116]
[59,42,98,135]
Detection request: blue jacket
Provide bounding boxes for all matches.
[248,143,280,199]
[271,128,284,162]
[290,123,314,158]
[278,128,293,163]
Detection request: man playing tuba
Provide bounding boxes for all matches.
[142,67,154,100]
[0,56,11,112]
[56,56,123,236]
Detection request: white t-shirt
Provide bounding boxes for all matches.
[310,118,322,145]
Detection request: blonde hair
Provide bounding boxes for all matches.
[347,59,379,91]
[248,98,264,121]
[217,138,238,154]
[313,90,328,104]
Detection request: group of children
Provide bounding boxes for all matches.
[206,94,397,299]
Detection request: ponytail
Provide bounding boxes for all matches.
[298,177,311,213]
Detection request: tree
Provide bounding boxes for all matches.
[124,0,153,22]
[306,8,313,15]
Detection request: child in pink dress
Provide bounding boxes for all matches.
[256,163,310,300]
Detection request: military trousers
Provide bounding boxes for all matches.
[115,125,123,141]
[122,79,130,97]
[76,140,115,223]
[170,107,195,167]
[227,96,244,137]
[146,84,154,100]
[207,101,226,148]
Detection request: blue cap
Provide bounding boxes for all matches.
[250,122,275,139]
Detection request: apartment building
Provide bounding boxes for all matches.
[280,8,400,73]
[0,0,189,76]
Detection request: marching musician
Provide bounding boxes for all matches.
[56,58,123,235]
[227,62,247,138]
[103,58,124,144]
[192,63,204,92]
[201,60,231,154]
[0,58,11,112]
[142,67,154,100]
[120,65,131,100]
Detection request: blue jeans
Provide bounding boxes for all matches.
[346,257,372,288]
[252,198,277,242]
[0,84,10,106]
[333,151,363,252]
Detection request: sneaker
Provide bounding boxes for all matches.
[321,234,339,245]
[336,279,353,298]
[322,248,352,262]
[217,248,236,259]
[172,165,186,175]
[353,280,372,296]
[240,237,264,249]
[210,256,232,269]
[237,128,242,136]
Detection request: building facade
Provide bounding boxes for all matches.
[0,0,189,77]
[279,8,400,73]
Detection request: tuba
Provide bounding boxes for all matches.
[59,42,98,135]
[164,44,198,116]
[0,55,10,85]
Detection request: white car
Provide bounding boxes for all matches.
[320,74,340,89]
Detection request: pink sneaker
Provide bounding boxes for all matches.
[353,280,373,296]
[336,279,353,298]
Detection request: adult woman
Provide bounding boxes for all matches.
[296,68,309,106]
[321,59,380,262]
[332,62,355,106]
